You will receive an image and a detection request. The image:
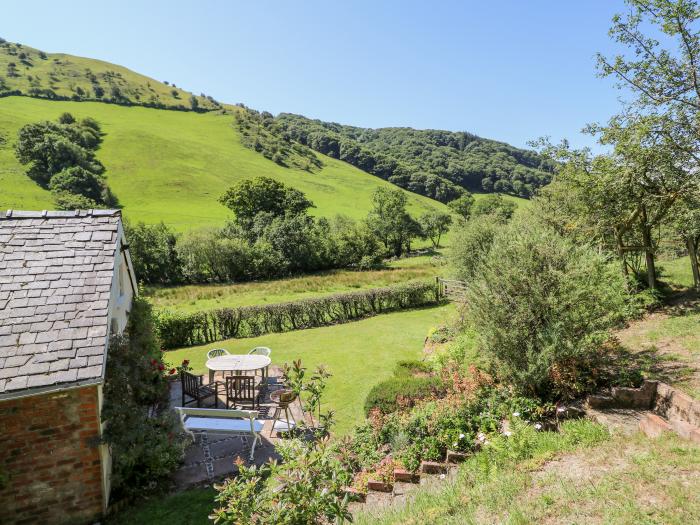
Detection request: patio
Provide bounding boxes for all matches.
[170,364,309,488]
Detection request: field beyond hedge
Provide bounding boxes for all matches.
[146,255,444,313]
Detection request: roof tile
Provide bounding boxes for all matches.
[0,211,125,395]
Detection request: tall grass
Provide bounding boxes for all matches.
[146,255,442,313]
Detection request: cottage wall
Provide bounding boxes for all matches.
[0,385,104,525]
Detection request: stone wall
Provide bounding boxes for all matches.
[0,385,104,525]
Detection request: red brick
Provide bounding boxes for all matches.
[0,386,104,525]
[639,413,672,438]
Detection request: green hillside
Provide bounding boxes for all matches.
[0,40,220,111]
[273,113,555,200]
[0,96,455,229]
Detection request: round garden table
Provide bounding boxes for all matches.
[206,354,272,384]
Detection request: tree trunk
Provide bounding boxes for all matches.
[614,228,628,278]
[688,236,700,291]
[640,207,657,289]
[641,226,657,289]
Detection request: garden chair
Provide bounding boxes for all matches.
[225,375,263,410]
[181,371,221,408]
[248,346,272,378]
[207,348,230,359]
[207,348,231,381]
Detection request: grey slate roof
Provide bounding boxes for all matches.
[0,210,122,396]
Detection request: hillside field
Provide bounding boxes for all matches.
[0,96,464,230]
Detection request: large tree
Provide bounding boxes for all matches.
[418,211,452,248]
[219,177,314,231]
[366,187,420,257]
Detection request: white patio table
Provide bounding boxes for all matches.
[206,354,272,384]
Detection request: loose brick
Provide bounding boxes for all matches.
[639,413,672,438]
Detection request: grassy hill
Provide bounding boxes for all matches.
[0,40,528,231]
[0,40,220,111]
[0,96,458,229]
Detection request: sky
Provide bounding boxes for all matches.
[2,0,630,151]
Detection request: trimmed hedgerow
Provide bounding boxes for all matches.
[155,279,443,349]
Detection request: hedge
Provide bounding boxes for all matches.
[155,279,443,349]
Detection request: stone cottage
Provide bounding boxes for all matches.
[0,210,137,525]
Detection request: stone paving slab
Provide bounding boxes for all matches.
[169,366,308,488]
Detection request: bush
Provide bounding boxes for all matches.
[364,375,444,415]
[449,215,502,281]
[212,439,352,524]
[124,222,182,285]
[461,218,630,399]
[101,296,188,499]
[155,279,443,348]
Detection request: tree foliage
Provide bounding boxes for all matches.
[273,113,554,201]
[366,187,422,257]
[14,113,116,209]
[471,194,518,221]
[219,176,314,230]
[419,211,452,248]
[447,192,475,219]
[460,218,630,399]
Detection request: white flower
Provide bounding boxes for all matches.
[534,423,542,430]
[477,432,486,441]
[557,407,566,413]
[439,474,446,480]
[503,430,512,437]
[512,411,520,417]
[459,433,465,439]
[453,442,458,447]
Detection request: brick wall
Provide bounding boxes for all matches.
[0,385,104,525]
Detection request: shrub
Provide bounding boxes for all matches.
[461,218,630,399]
[101,296,188,499]
[449,215,502,281]
[364,375,444,415]
[155,279,442,348]
[211,439,352,524]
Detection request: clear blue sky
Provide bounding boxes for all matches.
[3,0,628,150]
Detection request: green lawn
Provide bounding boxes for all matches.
[107,488,215,525]
[0,96,453,230]
[146,255,444,313]
[660,256,695,289]
[165,304,454,435]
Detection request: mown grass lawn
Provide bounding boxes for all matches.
[165,304,454,436]
[146,255,445,313]
[107,487,215,525]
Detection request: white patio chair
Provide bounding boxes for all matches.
[207,348,231,381]
[248,347,271,378]
[207,348,230,360]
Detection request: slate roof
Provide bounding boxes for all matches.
[0,210,123,397]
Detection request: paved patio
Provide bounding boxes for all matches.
[169,365,309,488]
